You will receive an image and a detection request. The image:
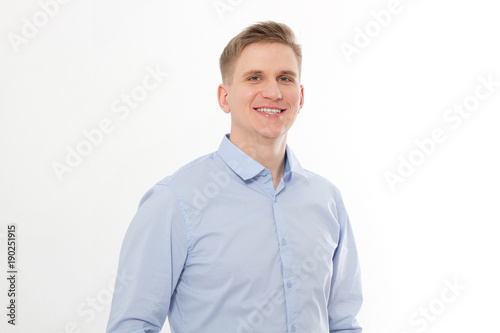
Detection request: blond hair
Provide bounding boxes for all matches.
[219,21,302,84]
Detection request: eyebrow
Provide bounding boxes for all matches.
[241,70,298,78]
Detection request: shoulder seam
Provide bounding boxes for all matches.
[157,182,194,255]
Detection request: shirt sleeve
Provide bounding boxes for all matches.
[106,183,189,333]
[328,186,363,333]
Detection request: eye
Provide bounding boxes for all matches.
[279,76,293,82]
[249,76,261,81]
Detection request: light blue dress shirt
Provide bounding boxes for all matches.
[106,133,362,333]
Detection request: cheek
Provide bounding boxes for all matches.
[284,88,302,106]
[241,89,258,105]
[230,88,255,109]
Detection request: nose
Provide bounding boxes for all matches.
[261,80,282,100]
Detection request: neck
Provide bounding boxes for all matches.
[229,132,287,189]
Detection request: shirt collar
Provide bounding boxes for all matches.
[217,133,308,181]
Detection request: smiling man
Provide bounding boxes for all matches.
[107,21,363,333]
[218,40,303,190]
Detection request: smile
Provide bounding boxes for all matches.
[255,108,285,115]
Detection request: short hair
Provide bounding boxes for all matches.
[219,21,302,84]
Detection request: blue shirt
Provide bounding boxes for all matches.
[106,134,362,333]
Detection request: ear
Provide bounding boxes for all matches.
[298,84,304,113]
[217,84,230,114]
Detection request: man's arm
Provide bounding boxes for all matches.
[328,186,363,333]
[106,183,188,333]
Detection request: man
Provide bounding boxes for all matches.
[107,21,362,333]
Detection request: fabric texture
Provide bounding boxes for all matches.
[106,133,363,333]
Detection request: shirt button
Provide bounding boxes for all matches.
[291,325,297,332]
[281,238,287,246]
[287,281,293,288]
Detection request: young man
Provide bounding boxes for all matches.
[107,21,363,333]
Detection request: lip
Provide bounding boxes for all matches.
[253,107,287,118]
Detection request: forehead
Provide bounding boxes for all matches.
[233,42,299,74]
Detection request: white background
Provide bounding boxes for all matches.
[1,0,499,332]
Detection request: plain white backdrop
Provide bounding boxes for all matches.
[1,0,499,332]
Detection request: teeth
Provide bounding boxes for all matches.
[256,108,283,114]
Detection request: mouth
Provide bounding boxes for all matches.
[254,107,286,115]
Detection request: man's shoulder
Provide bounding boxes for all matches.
[136,151,219,207]
[301,168,343,199]
[301,168,336,187]
[156,150,220,187]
